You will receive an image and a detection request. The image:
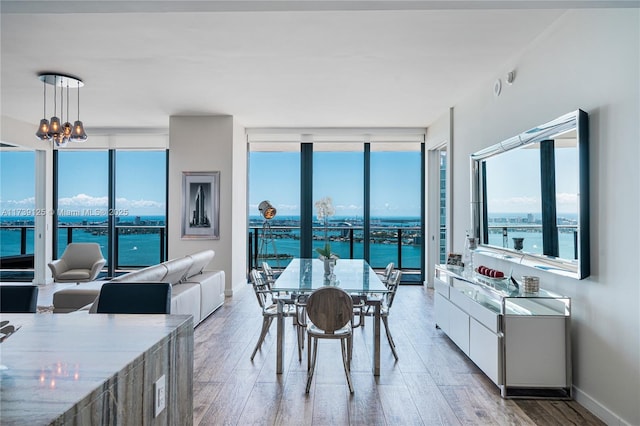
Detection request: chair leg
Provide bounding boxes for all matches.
[340,338,354,393]
[297,321,305,362]
[250,316,273,360]
[305,336,318,393]
[382,316,399,360]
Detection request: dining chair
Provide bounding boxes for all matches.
[95,282,171,314]
[305,286,354,393]
[0,285,39,313]
[249,269,297,360]
[377,262,395,287]
[295,294,309,362]
[363,270,402,360]
[261,262,279,286]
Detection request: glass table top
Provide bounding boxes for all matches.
[271,258,388,294]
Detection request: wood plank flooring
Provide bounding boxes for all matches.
[191,284,605,426]
[28,281,604,425]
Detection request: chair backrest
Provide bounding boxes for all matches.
[385,270,402,309]
[96,282,171,314]
[61,243,105,269]
[261,262,275,284]
[250,269,272,309]
[0,285,38,313]
[382,262,395,284]
[306,286,354,333]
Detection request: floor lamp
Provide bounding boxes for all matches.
[257,200,279,268]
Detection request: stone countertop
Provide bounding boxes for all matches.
[0,313,192,425]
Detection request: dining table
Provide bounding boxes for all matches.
[271,258,389,376]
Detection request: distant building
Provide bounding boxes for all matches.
[191,185,210,227]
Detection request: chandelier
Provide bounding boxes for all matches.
[35,73,87,146]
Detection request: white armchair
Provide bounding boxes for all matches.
[48,243,106,284]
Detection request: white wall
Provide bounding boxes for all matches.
[434,9,639,425]
[168,116,247,295]
[231,119,248,295]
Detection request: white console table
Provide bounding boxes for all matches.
[434,264,571,399]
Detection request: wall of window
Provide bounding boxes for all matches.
[370,144,422,270]
[0,150,36,258]
[115,150,167,267]
[248,145,301,268]
[248,138,424,282]
[313,143,364,260]
[56,150,109,263]
[54,149,167,274]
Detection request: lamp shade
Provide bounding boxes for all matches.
[62,121,72,138]
[258,200,277,220]
[70,120,87,142]
[36,119,50,140]
[48,116,61,137]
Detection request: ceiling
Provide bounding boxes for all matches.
[0,1,631,133]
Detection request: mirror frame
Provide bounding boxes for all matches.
[470,109,589,279]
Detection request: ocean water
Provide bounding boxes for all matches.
[1,216,165,266]
[2,214,576,269]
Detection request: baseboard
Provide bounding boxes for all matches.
[574,385,633,426]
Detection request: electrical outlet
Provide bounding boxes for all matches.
[154,375,166,417]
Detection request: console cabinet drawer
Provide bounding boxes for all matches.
[434,277,450,298]
[469,318,501,385]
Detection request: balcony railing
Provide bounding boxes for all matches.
[0,224,166,270]
[486,224,578,259]
[248,224,423,278]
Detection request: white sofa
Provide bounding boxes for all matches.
[51,250,225,327]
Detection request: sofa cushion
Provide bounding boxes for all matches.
[110,264,167,283]
[170,283,201,323]
[185,270,224,321]
[162,256,193,284]
[185,250,215,279]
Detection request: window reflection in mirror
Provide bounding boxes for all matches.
[484,142,542,254]
[472,110,589,279]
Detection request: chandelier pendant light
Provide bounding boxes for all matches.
[35,73,87,145]
[35,79,50,140]
[70,79,87,142]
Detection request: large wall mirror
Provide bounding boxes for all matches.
[471,110,589,279]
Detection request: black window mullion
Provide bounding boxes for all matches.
[300,143,313,258]
[363,144,371,262]
[540,140,558,257]
[107,149,116,276]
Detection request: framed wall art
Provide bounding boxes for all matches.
[181,171,220,239]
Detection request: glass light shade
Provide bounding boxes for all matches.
[48,116,61,138]
[70,120,87,142]
[36,118,50,140]
[62,122,72,138]
[53,133,67,147]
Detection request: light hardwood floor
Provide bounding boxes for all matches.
[33,281,604,425]
[190,284,604,426]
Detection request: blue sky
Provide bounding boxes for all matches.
[1,150,167,217]
[2,144,577,219]
[485,144,578,215]
[249,150,422,218]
